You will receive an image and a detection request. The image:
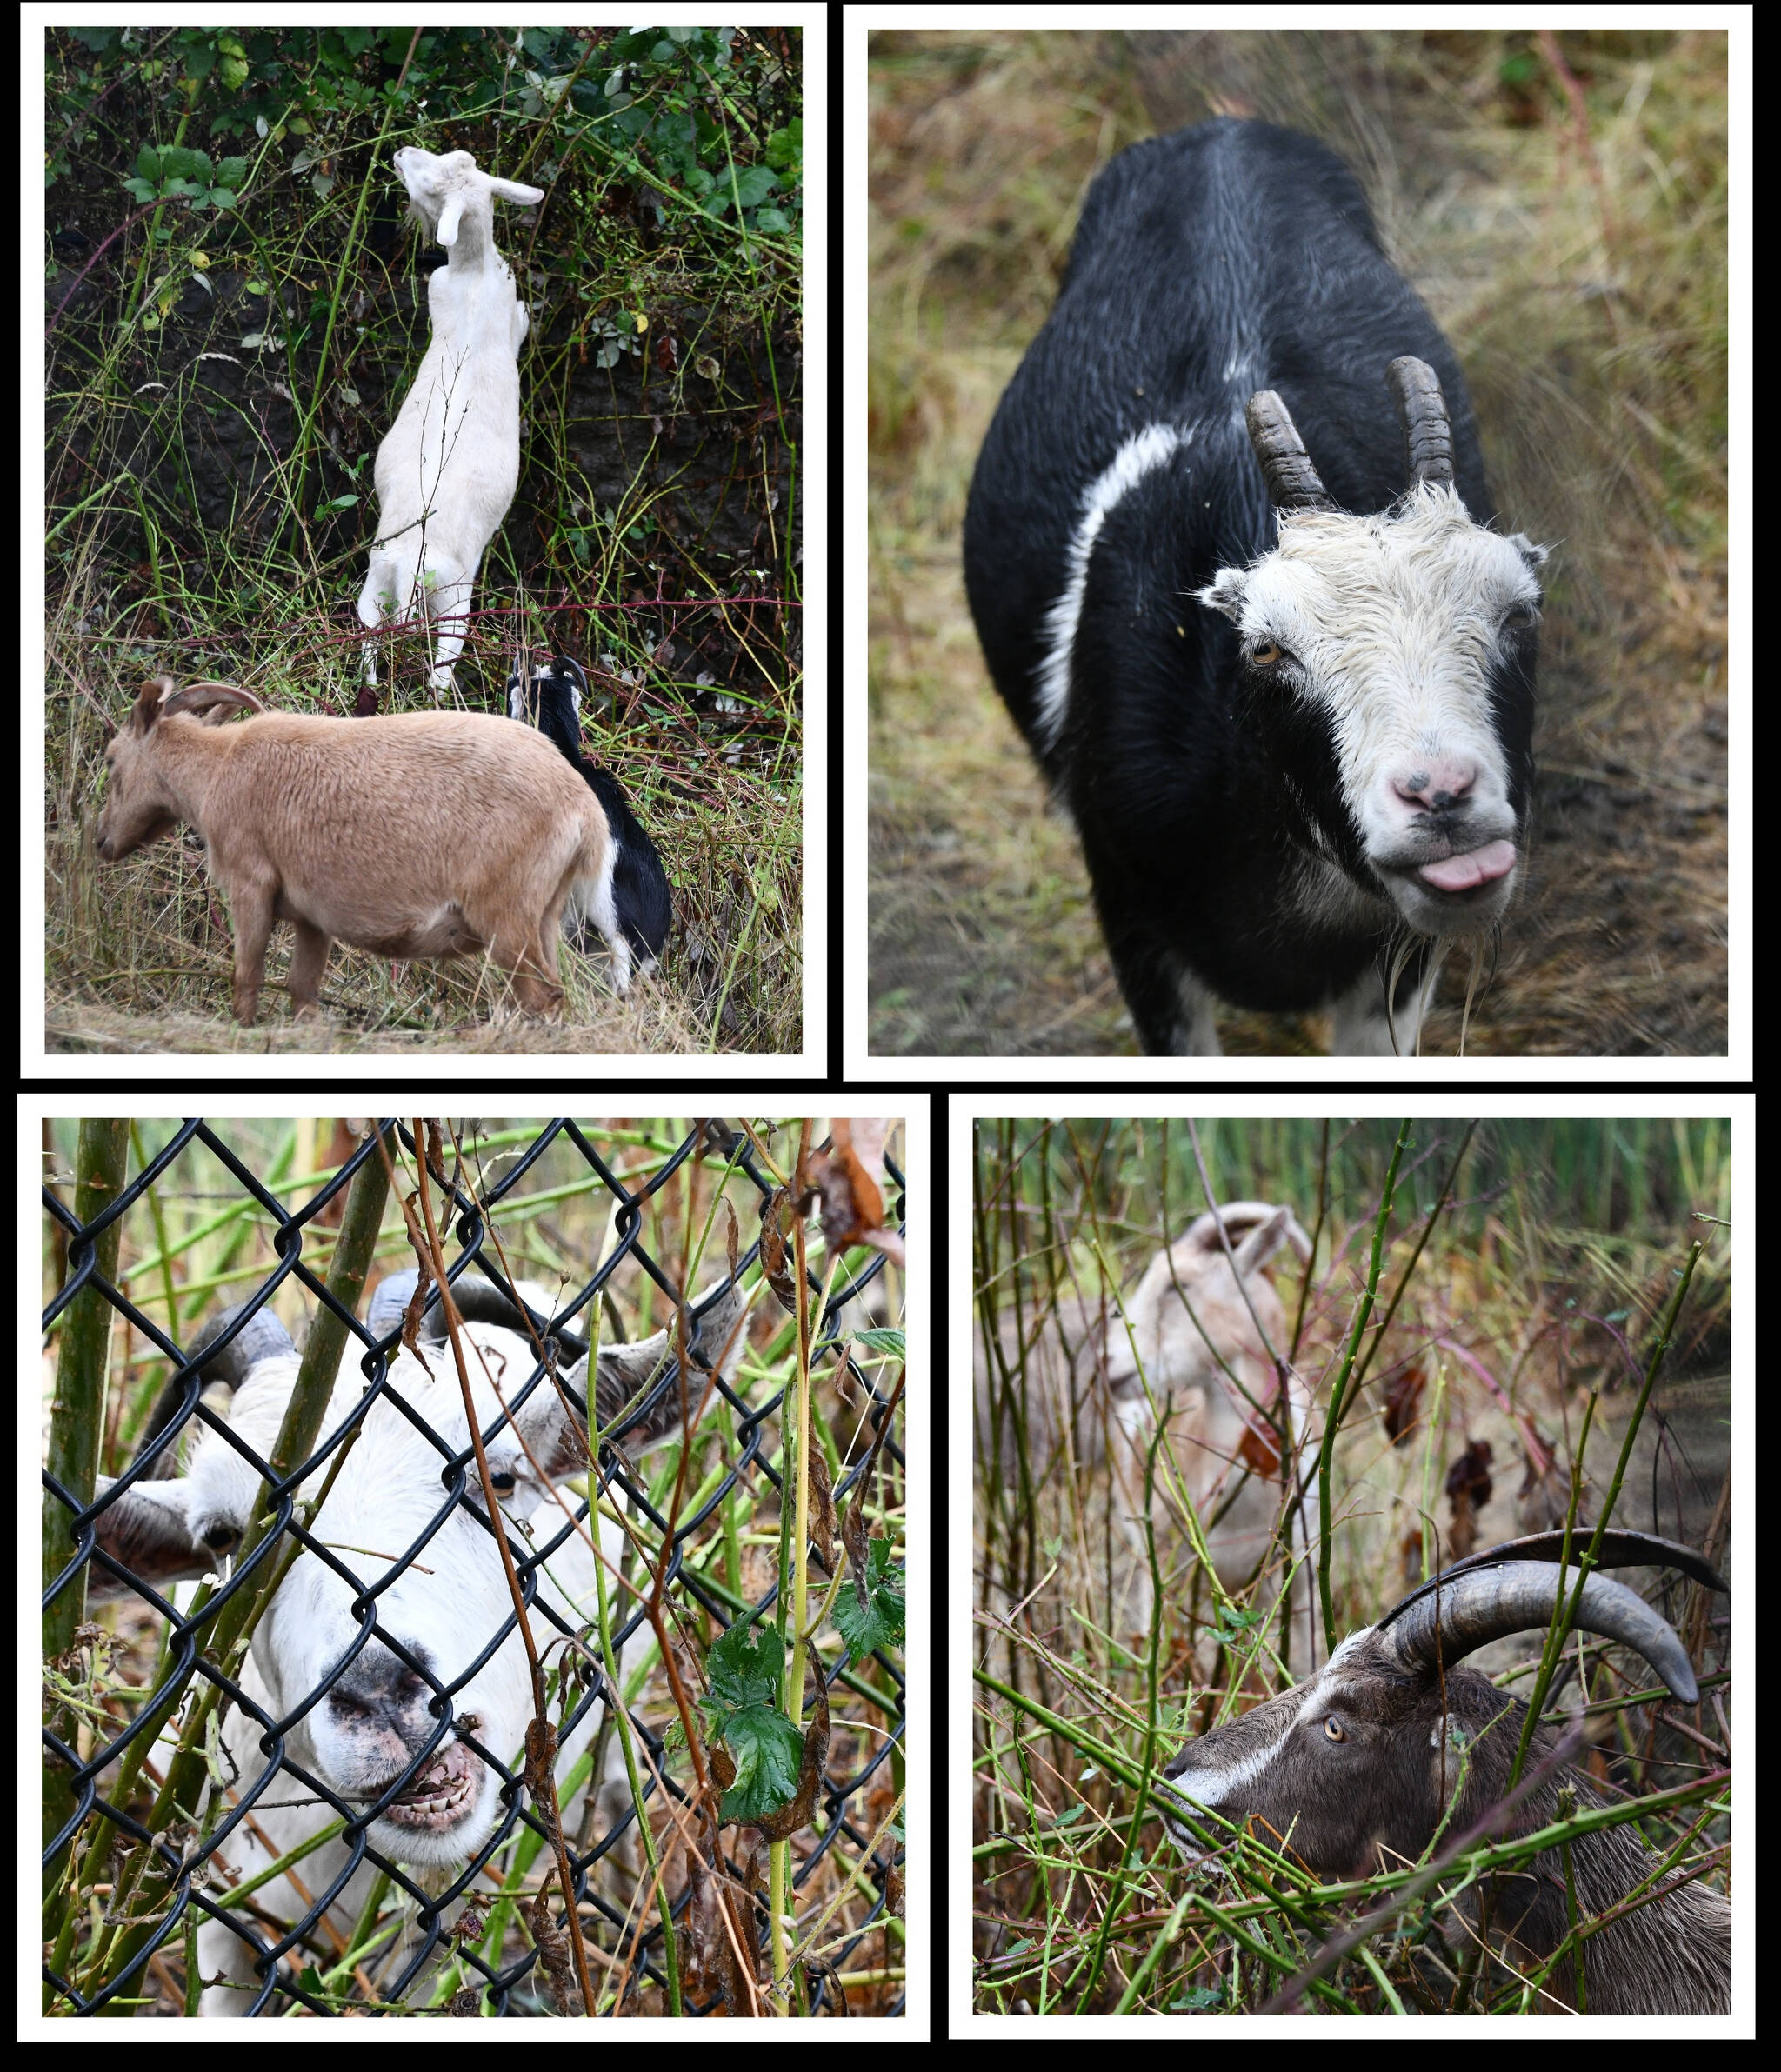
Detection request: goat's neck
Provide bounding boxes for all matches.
[157,715,253,825]
[440,206,501,273]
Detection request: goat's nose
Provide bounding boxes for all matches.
[1394,761,1477,811]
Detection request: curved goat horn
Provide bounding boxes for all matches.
[1244,390,1340,513]
[1379,1559,1702,1702]
[1387,355,1455,488]
[129,1300,297,1473]
[161,680,268,719]
[1383,1529,1729,1622]
[366,1264,590,1362]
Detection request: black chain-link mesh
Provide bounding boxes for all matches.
[42,1119,905,2017]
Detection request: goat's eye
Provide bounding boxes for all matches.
[202,1523,240,1553]
[1323,1715,1346,1743]
[1248,638,1287,667]
[1504,602,1538,630]
[489,1469,517,1496]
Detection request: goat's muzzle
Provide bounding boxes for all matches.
[377,1738,484,1832]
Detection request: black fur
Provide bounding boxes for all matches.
[507,656,670,967]
[963,119,1532,1054]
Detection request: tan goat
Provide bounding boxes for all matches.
[977,1201,1317,1667]
[94,676,610,1024]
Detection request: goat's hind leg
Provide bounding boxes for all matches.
[425,571,475,694]
[356,565,391,690]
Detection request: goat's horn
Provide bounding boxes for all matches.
[162,681,267,718]
[1385,1529,1730,1619]
[446,1276,588,1361]
[1378,1559,1702,1702]
[130,1300,297,1473]
[1244,390,1340,514]
[367,1263,589,1361]
[1387,355,1455,489]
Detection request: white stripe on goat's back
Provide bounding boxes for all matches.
[1033,423,1189,752]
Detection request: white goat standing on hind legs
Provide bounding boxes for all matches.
[358,148,544,694]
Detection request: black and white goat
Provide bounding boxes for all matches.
[964,119,1549,1055]
[507,655,670,992]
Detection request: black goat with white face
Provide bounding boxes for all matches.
[1157,1533,1731,2013]
[964,119,1548,1055]
[507,655,670,992]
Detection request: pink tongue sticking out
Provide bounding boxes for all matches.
[1417,841,1517,893]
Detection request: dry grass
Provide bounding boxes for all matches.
[870,29,1728,1056]
[46,609,801,1056]
[973,1118,1732,2011]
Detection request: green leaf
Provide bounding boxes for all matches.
[755,208,790,234]
[704,1614,784,1715]
[833,1536,904,1658]
[730,165,777,208]
[764,121,802,172]
[717,1703,804,1823]
[854,1327,904,1359]
[697,1617,804,1822]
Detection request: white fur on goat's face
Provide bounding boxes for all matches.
[1198,484,1547,937]
[189,1329,591,1869]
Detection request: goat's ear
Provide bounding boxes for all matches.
[598,1286,750,1455]
[520,1286,750,1475]
[1196,569,1250,623]
[89,1476,217,1588]
[133,676,174,729]
[436,194,465,249]
[489,177,545,209]
[1228,1206,1294,1280]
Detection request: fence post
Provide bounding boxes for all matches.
[42,1118,131,1898]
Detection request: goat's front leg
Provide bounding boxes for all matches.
[1327,953,1439,1056]
[1107,926,1224,1056]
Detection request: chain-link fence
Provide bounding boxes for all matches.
[43,1118,905,2017]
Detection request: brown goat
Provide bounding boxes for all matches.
[95,677,610,1023]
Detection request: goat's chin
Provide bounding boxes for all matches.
[1379,852,1518,937]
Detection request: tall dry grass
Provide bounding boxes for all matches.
[973,1117,1731,2011]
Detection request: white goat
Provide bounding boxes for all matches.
[358,148,544,692]
[94,676,612,1023]
[93,1270,748,2015]
[977,1203,1317,1669]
